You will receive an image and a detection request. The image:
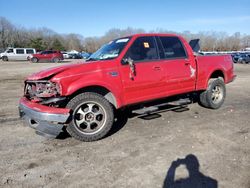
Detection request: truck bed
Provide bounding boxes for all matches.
[195,54,235,90]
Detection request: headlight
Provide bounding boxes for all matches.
[25,80,61,98]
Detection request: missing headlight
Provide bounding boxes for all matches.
[25,80,61,99]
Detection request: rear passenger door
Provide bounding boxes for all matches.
[15,49,26,60]
[120,36,165,104]
[157,36,196,95]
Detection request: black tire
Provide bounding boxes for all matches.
[53,58,59,63]
[2,56,8,61]
[31,57,38,63]
[198,78,226,109]
[198,90,209,108]
[66,92,114,142]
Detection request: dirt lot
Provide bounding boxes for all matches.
[0,60,249,188]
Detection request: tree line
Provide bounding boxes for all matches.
[1,16,250,53]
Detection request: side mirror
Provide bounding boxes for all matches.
[123,57,136,80]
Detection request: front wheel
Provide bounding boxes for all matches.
[31,57,38,63]
[198,78,226,109]
[66,92,114,142]
[2,56,8,61]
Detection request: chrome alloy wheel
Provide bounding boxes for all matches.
[73,102,107,135]
[211,85,223,104]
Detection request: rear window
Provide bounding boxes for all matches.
[16,49,25,54]
[42,51,52,54]
[159,37,187,59]
[26,49,34,54]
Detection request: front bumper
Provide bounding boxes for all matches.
[19,97,70,138]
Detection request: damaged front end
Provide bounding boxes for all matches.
[24,80,66,104]
[19,80,70,138]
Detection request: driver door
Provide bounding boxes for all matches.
[6,48,15,60]
[119,36,165,105]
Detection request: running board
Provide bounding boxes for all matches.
[132,98,191,115]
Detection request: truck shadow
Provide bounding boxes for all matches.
[57,103,190,140]
[163,154,218,188]
[132,104,190,120]
[107,103,190,138]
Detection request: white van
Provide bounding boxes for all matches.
[0,48,36,61]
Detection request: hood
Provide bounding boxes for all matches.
[27,63,82,80]
[26,60,114,80]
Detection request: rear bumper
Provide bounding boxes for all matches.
[19,97,70,138]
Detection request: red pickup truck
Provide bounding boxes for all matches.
[19,33,236,141]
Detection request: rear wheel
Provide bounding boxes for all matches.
[53,58,59,63]
[198,78,226,109]
[66,92,114,142]
[31,57,38,63]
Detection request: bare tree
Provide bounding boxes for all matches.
[0,17,15,49]
[1,17,250,52]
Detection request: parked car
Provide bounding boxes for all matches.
[68,53,82,59]
[61,52,70,59]
[232,53,245,63]
[80,52,91,59]
[19,33,236,141]
[1,48,36,61]
[238,54,250,64]
[231,53,239,63]
[30,50,64,63]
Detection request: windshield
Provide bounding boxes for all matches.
[87,37,130,61]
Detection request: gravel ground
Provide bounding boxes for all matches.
[0,60,249,188]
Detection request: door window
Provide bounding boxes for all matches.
[16,49,25,54]
[26,49,34,54]
[41,51,52,54]
[159,37,187,59]
[47,51,53,54]
[7,49,14,53]
[124,36,159,63]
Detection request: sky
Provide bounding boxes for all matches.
[1,0,250,37]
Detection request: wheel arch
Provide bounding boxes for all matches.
[205,69,225,88]
[68,85,119,109]
[197,69,226,91]
[2,56,8,61]
[209,70,225,80]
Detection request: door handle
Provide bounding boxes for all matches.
[185,61,190,65]
[153,66,161,71]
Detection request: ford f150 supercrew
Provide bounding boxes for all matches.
[19,33,236,141]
